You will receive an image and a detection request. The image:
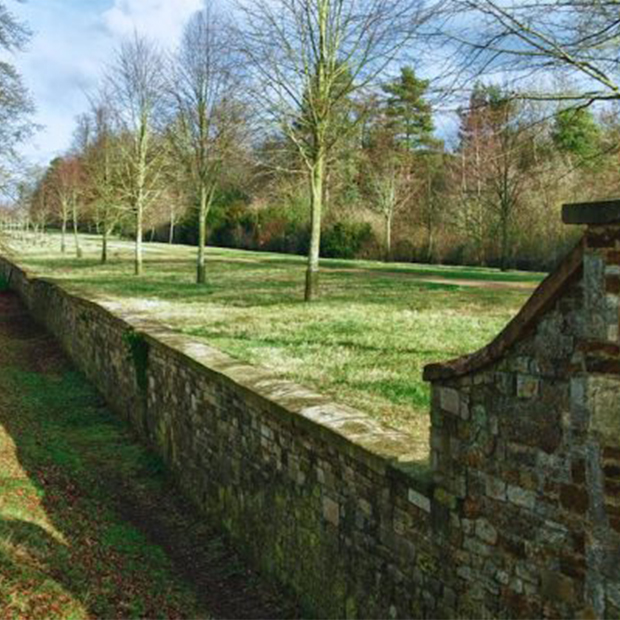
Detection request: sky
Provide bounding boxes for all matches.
[12,0,206,166]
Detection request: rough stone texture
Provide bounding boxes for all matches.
[2,219,620,618]
[0,259,440,619]
[426,222,620,619]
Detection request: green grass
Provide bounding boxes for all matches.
[0,294,294,619]
[6,232,542,465]
[0,362,208,618]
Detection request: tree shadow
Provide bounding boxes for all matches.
[0,290,297,619]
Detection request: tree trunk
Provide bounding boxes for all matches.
[72,203,83,258]
[305,154,325,302]
[169,210,175,244]
[197,186,209,284]
[385,212,392,262]
[135,206,143,276]
[102,223,109,264]
[500,212,509,272]
[426,221,435,263]
[61,212,67,254]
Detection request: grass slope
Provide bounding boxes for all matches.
[0,291,294,619]
[6,233,541,465]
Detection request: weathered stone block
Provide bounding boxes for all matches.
[559,484,589,515]
[486,476,507,501]
[322,496,340,527]
[517,375,539,399]
[589,376,620,443]
[475,518,498,545]
[507,485,536,510]
[439,387,460,416]
[407,488,431,513]
[540,570,575,604]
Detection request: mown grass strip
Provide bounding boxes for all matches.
[7,233,539,464]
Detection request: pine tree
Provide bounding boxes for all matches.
[552,108,602,167]
[381,66,434,151]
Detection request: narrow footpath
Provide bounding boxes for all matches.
[0,290,296,620]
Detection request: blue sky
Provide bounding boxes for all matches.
[13,0,205,165]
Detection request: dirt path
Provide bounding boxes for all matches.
[0,291,296,620]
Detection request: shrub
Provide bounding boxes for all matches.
[321,221,375,259]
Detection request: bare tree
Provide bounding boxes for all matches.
[438,0,620,104]
[0,1,35,194]
[239,0,425,301]
[48,157,83,256]
[167,6,244,284]
[106,34,166,275]
[366,154,411,260]
[83,92,127,264]
[449,85,537,269]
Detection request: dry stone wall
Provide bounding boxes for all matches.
[424,206,620,619]
[2,201,620,619]
[0,260,446,619]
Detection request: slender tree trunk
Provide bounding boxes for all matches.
[197,186,209,284]
[500,209,509,272]
[72,203,82,258]
[135,116,149,276]
[61,211,67,254]
[426,219,435,263]
[385,212,392,262]
[135,205,143,276]
[102,222,109,264]
[305,154,325,302]
[169,207,175,244]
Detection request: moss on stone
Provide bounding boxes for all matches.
[123,330,150,393]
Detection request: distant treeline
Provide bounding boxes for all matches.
[16,2,620,281]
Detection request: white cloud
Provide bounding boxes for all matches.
[102,0,205,45]
[12,0,206,165]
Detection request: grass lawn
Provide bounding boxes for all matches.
[4,232,543,465]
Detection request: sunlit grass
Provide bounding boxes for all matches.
[0,329,208,618]
[6,231,542,465]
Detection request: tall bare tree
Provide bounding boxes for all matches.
[48,157,83,256]
[0,1,35,194]
[240,0,425,301]
[450,85,537,269]
[106,34,166,275]
[83,93,126,264]
[167,6,243,284]
[366,153,411,260]
[438,0,620,104]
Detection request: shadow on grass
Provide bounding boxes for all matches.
[0,291,297,619]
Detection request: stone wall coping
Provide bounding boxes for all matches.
[0,256,432,494]
[423,238,584,382]
[563,199,620,225]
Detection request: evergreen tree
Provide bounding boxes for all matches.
[381,66,434,151]
[552,108,602,167]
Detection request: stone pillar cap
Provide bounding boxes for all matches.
[563,199,620,225]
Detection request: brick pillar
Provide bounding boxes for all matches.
[563,200,620,617]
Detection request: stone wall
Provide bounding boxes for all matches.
[2,200,620,619]
[0,260,447,618]
[424,203,620,618]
